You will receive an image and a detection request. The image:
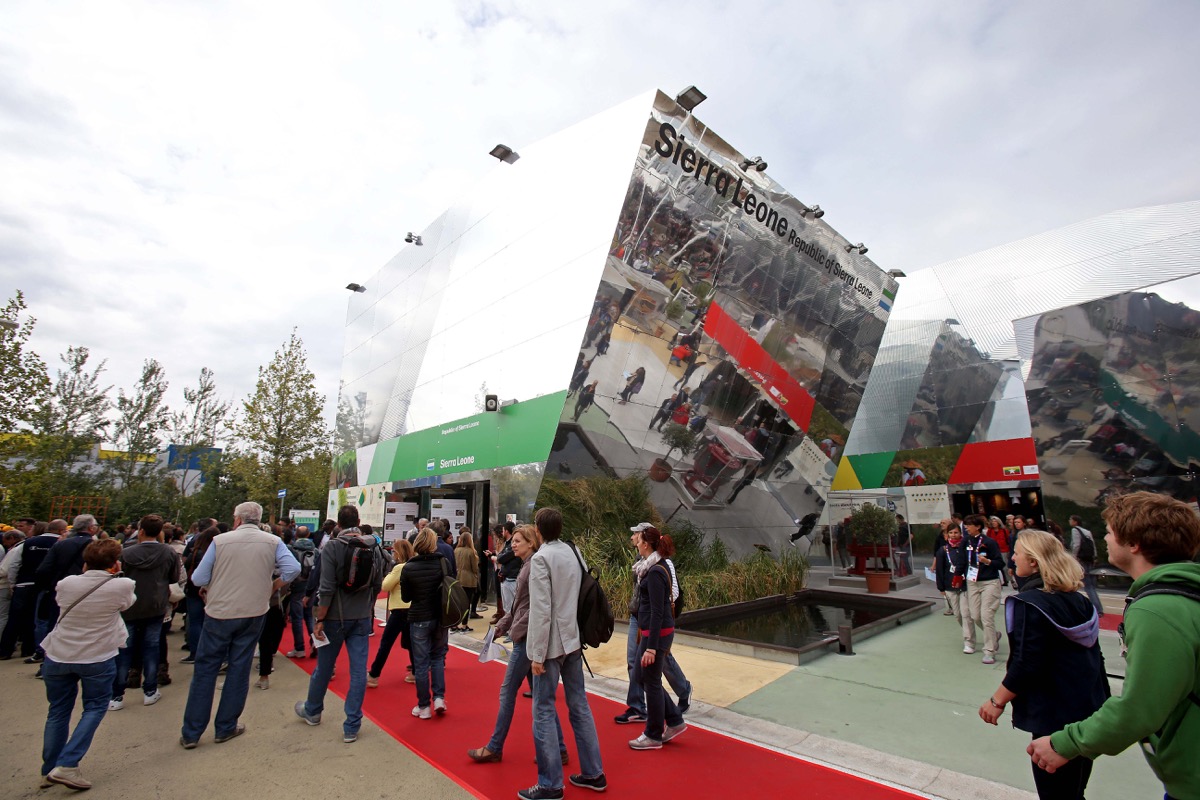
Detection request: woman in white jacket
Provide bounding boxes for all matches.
[39,538,135,790]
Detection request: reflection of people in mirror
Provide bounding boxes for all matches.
[902,467,927,486]
[617,367,645,404]
[573,382,598,421]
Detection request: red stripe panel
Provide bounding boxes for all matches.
[703,302,815,431]
[947,438,1039,484]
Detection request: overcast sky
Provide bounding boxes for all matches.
[2,1,1197,441]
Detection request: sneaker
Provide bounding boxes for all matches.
[255,676,270,690]
[963,645,975,654]
[180,655,196,665]
[143,690,162,706]
[179,737,198,750]
[35,666,43,679]
[614,709,647,724]
[294,701,321,726]
[629,733,662,750]
[677,687,691,714]
[662,722,687,743]
[982,654,996,665]
[285,650,305,658]
[433,697,447,715]
[568,773,608,792]
[214,723,246,743]
[47,766,91,790]
[343,731,358,743]
[467,746,502,763]
[109,696,125,711]
[942,609,954,616]
[517,785,564,800]
[366,674,379,688]
[412,705,431,719]
[24,653,44,664]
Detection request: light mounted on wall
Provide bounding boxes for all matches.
[345,283,366,293]
[887,269,907,278]
[489,144,520,164]
[799,204,824,219]
[405,232,423,246]
[675,85,707,111]
[844,243,869,255]
[740,156,768,172]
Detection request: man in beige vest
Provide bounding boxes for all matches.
[179,502,299,748]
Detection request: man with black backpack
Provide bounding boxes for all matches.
[294,505,384,744]
[1069,514,1103,613]
[285,526,317,658]
[1029,492,1200,799]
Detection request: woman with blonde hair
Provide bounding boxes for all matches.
[454,530,480,632]
[400,528,450,718]
[468,524,567,765]
[978,530,1109,799]
[367,538,416,688]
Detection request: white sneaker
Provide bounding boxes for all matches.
[143,690,162,706]
[108,696,125,711]
[963,645,975,654]
[433,697,447,715]
[412,705,431,719]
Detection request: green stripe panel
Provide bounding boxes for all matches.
[366,391,568,484]
[846,451,897,489]
[882,287,896,301]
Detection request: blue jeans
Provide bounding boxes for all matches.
[303,616,370,736]
[288,589,313,651]
[532,649,604,790]
[409,619,447,709]
[486,640,564,755]
[184,593,206,657]
[34,590,56,654]
[114,618,161,697]
[181,614,265,742]
[42,656,117,775]
[634,631,682,740]
[625,619,690,714]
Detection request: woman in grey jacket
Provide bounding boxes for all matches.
[39,538,135,790]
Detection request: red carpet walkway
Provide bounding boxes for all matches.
[287,635,924,800]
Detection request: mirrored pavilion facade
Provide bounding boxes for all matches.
[329,86,1200,555]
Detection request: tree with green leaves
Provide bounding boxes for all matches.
[105,359,172,521]
[169,367,232,501]
[231,330,330,516]
[0,291,49,436]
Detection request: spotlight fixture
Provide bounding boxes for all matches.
[405,232,423,246]
[675,85,707,112]
[740,156,768,172]
[489,144,520,164]
[844,243,868,255]
[800,204,824,219]
[345,283,366,293]
[887,269,907,278]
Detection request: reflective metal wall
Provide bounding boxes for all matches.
[1023,276,1200,512]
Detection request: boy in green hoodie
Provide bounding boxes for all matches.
[1029,491,1200,800]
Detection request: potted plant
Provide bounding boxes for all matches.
[848,503,896,594]
[651,423,698,482]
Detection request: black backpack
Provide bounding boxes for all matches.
[439,557,470,627]
[568,542,614,649]
[1120,581,1200,710]
[1075,527,1096,563]
[337,536,379,593]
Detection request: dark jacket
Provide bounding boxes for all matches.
[36,533,94,592]
[496,539,521,580]
[634,560,675,652]
[436,538,457,578]
[965,533,1003,582]
[317,533,385,620]
[400,553,446,623]
[1002,576,1109,736]
[935,540,969,593]
[120,540,181,621]
[13,534,58,586]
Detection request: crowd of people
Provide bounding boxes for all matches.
[3,488,1197,800]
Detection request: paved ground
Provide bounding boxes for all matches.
[0,571,1163,800]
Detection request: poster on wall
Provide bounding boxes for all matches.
[431,498,469,532]
[383,501,419,544]
[291,510,320,532]
[326,483,390,528]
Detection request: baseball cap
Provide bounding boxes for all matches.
[629,522,656,533]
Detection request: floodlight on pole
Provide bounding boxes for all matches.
[675,85,706,111]
[489,144,520,164]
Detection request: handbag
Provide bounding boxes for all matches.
[168,581,186,604]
